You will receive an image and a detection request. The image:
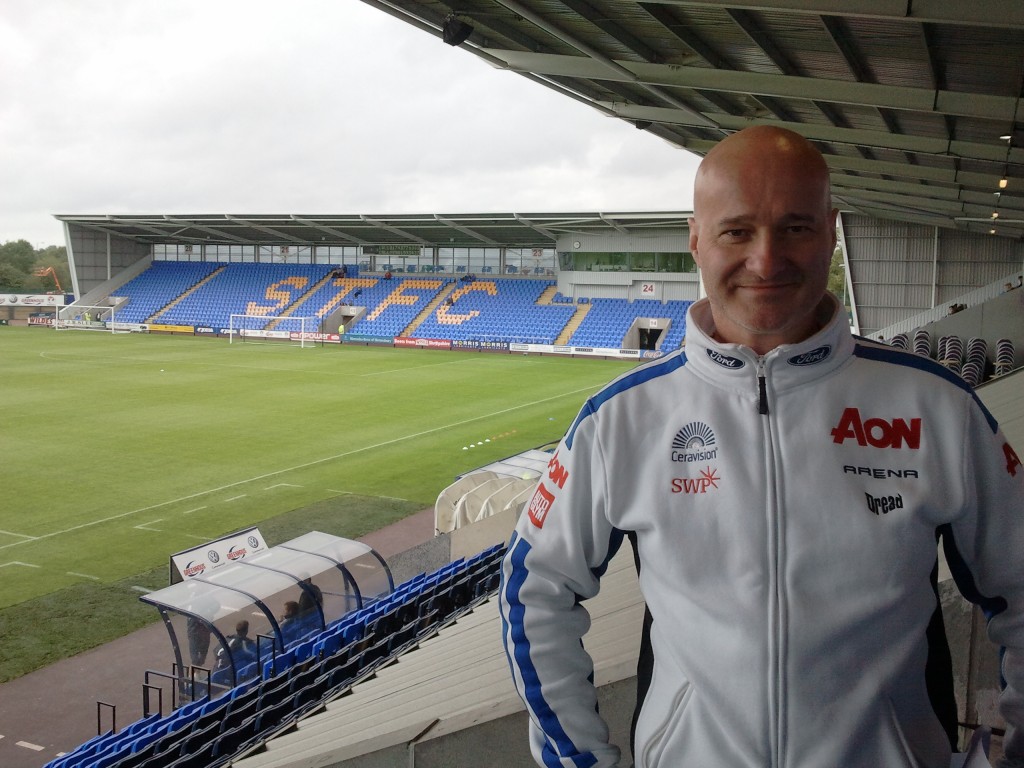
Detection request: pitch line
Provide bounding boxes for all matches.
[0,529,37,540]
[0,561,41,569]
[0,383,598,552]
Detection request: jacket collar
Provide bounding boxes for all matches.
[684,293,854,390]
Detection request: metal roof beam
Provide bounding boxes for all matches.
[224,216,307,244]
[595,103,1024,164]
[162,216,249,244]
[358,216,431,245]
[483,49,1023,123]
[490,0,721,128]
[289,216,368,246]
[433,215,501,246]
[643,0,1024,29]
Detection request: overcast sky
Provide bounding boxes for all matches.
[0,0,702,248]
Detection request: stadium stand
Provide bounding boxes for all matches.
[43,544,506,768]
[112,262,224,324]
[884,326,1020,386]
[154,264,336,332]
[412,278,574,344]
[97,263,695,352]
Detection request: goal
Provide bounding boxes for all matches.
[228,314,319,348]
[55,304,118,332]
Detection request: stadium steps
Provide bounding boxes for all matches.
[230,546,642,768]
[555,302,591,346]
[536,284,558,305]
[400,284,456,338]
[146,265,227,324]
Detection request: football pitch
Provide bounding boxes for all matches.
[0,326,635,678]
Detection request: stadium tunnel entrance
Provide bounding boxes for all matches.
[140,532,393,700]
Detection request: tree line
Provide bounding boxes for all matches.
[0,240,71,294]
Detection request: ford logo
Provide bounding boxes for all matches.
[706,349,744,369]
[788,345,831,366]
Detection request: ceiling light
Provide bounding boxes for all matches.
[1000,178,1008,189]
[1001,134,1012,141]
[991,211,1000,219]
[990,229,997,234]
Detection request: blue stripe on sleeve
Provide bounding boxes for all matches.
[852,341,999,433]
[501,535,597,768]
[566,352,688,450]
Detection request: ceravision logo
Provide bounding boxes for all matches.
[865,492,903,516]
[672,422,718,463]
[706,349,744,369]
[788,345,831,366]
[830,408,921,449]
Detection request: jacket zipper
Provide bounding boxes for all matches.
[759,357,783,767]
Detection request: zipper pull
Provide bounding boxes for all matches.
[757,358,769,415]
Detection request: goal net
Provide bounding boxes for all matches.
[55,304,118,332]
[228,314,319,348]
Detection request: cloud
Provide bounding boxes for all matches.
[0,0,699,247]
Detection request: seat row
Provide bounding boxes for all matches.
[45,543,507,768]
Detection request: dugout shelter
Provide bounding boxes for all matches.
[140,532,393,697]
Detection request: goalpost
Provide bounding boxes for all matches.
[228,314,319,348]
[55,304,118,333]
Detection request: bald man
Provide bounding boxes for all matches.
[500,126,1024,768]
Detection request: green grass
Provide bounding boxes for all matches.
[0,326,635,680]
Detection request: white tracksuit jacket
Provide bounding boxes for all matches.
[499,296,1024,768]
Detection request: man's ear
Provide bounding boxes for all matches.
[688,217,700,261]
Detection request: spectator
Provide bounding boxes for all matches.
[499,125,1024,768]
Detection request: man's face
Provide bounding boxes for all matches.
[689,152,837,355]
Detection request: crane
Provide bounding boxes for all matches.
[33,266,63,292]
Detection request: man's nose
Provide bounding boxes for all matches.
[745,233,787,279]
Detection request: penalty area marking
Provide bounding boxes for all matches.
[0,561,41,569]
[224,494,248,502]
[67,572,101,581]
[183,506,207,515]
[0,529,38,540]
[134,520,164,532]
[0,383,600,553]
[264,483,302,490]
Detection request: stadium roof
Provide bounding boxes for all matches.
[364,0,1024,238]
[53,212,690,248]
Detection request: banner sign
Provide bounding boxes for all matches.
[345,333,394,345]
[110,322,148,333]
[394,337,452,350]
[451,339,511,352]
[170,527,269,584]
[28,316,55,327]
[238,329,290,340]
[194,326,219,335]
[289,331,339,343]
[2,293,68,306]
[149,323,195,334]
